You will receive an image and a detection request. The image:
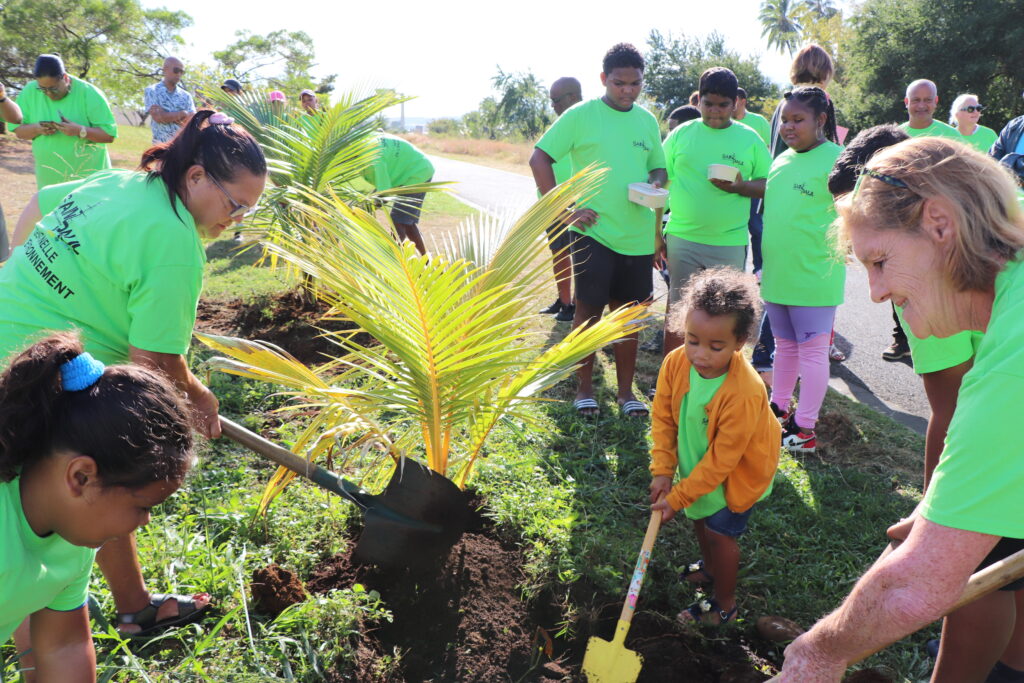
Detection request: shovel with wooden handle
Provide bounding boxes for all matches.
[219,416,469,568]
[582,504,663,683]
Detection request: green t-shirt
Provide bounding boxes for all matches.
[920,258,1024,537]
[957,124,998,154]
[662,119,771,246]
[896,306,983,375]
[0,169,206,365]
[12,76,117,189]
[0,478,95,643]
[898,120,964,141]
[553,155,574,185]
[738,111,771,147]
[362,134,434,190]
[678,366,729,520]
[762,141,845,306]
[536,98,666,256]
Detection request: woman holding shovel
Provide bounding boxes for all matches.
[0,109,267,637]
[773,137,1024,682]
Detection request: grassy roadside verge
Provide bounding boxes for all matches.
[401,133,532,177]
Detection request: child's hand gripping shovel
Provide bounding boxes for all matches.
[582,500,664,682]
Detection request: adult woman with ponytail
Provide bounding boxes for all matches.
[1,332,193,682]
[0,109,267,636]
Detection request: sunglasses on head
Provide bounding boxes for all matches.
[851,167,911,203]
[959,105,984,113]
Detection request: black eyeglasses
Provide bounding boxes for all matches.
[171,67,184,75]
[37,81,66,94]
[208,174,254,219]
[959,105,984,113]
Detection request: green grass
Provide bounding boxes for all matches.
[109,125,154,170]
[2,213,936,681]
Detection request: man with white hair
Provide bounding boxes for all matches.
[898,79,963,141]
[144,56,196,144]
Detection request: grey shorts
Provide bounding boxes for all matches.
[666,235,746,304]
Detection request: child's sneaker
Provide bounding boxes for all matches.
[782,417,816,453]
[770,401,790,424]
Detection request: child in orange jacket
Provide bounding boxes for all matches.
[649,267,781,625]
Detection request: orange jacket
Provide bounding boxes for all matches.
[650,349,781,512]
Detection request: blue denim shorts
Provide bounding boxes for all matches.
[704,504,755,538]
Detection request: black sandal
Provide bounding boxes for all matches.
[679,560,715,589]
[116,592,211,638]
[676,597,738,626]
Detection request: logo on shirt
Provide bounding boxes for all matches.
[793,182,815,198]
[721,153,741,165]
[633,140,651,152]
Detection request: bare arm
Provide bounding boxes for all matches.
[129,346,221,438]
[648,168,667,188]
[30,606,96,683]
[773,518,999,681]
[13,194,41,248]
[54,120,114,144]
[148,105,187,124]
[0,83,22,124]
[15,122,54,140]
[529,147,598,229]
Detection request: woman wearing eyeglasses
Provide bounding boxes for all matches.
[950,93,999,154]
[1,109,266,639]
[773,136,1024,682]
[11,54,117,189]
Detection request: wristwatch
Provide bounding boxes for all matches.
[79,126,88,139]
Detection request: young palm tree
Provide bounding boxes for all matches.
[198,167,652,508]
[759,0,804,55]
[800,0,838,20]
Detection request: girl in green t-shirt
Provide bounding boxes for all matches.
[0,332,193,681]
[761,87,844,455]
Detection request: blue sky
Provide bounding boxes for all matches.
[150,0,839,119]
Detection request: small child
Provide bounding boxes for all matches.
[649,267,781,625]
[1,332,194,681]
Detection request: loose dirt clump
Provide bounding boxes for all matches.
[817,411,863,451]
[251,564,308,616]
[308,532,543,682]
[196,289,370,364]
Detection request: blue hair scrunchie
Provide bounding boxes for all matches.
[60,352,106,392]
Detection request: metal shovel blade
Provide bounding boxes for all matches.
[582,620,644,683]
[219,417,469,569]
[351,458,470,567]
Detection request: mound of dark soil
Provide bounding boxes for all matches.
[817,411,864,451]
[251,564,307,616]
[195,290,368,364]
[306,521,776,682]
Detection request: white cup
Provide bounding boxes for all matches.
[707,164,740,182]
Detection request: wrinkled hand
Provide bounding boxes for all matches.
[55,121,84,137]
[190,384,222,439]
[710,177,741,194]
[769,633,847,682]
[568,208,599,230]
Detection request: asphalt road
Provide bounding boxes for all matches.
[429,154,930,433]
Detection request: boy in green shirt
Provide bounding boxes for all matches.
[362,133,434,254]
[661,68,770,357]
[898,79,964,142]
[13,54,116,189]
[530,43,667,418]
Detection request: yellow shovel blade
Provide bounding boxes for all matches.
[581,620,644,683]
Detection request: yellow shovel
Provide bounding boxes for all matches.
[582,503,663,682]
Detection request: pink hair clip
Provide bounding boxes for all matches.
[209,112,234,125]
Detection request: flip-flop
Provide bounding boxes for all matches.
[618,399,649,418]
[573,397,599,417]
[116,592,212,639]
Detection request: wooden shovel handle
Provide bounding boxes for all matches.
[954,546,1024,612]
[618,505,663,625]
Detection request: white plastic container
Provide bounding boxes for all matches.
[707,164,740,182]
[628,182,669,209]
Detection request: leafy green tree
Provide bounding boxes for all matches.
[490,68,552,140]
[838,0,1024,133]
[0,0,192,116]
[213,29,336,97]
[800,0,838,20]
[428,117,463,136]
[759,0,804,55]
[644,30,777,117]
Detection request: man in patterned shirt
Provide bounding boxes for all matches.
[144,57,196,144]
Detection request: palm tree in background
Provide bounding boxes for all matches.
[759,0,804,55]
[801,0,839,20]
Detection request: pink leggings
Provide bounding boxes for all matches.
[765,303,837,431]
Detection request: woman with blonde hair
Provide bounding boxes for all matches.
[773,136,1024,682]
[950,93,998,154]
